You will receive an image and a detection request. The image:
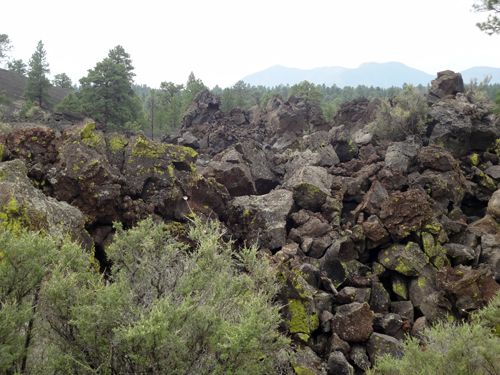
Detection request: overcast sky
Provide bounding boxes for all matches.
[3,0,499,89]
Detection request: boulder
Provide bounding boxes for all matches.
[327,351,353,375]
[366,333,403,365]
[380,190,432,241]
[427,70,465,106]
[428,101,472,157]
[331,302,374,342]
[0,159,85,241]
[283,166,333,211]
[350,344,371,371]
[329,125,359,162]
[227,189,294,250]
[181,90,222,129]
[384,142,417,172]
[291,347,324,375]
[417,144,459,171]
[378,242,436,278]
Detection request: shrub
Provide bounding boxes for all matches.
[367,290,500,375]
[38,216,289,374]
[368,84,429,142]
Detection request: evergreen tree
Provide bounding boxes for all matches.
[7,59,26,75]
[0,34,12,64]
[52,73,73,89]
[182,72,207,110]
[79,57,145,129]
[145,89,158,140]
[221,88,236,113]
[473,0,500,34]
[108,45,135,82]
[23,41,52,108]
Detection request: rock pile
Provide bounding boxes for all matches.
[2,70,500,374]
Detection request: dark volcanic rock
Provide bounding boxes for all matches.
[427,70,465,106]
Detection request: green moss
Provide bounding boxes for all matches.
[132,137,167,158]
[287,299,312,334]
[471,153,479,166]
[79,122,102,148]
[0,144,4,160]
[0,194,31,232]
[293,365,315,375]
[108,134,128,154]
[392,282,408,300]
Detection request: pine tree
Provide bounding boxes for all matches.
[23,41,52,108]
[7,59,26,75]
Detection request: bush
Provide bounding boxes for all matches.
[368,84,429,142]
[367,290,500,375]
[2,217,288,374]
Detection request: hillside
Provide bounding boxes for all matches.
[241,62,500,88]
[0,68,69,115]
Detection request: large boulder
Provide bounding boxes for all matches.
[331,302,374,342]
[283,166,333,212]
[0,159,85,241]
[427,70,465,106]
[227,189,294,250]
[181,90,222,129]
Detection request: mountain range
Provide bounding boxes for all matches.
[240,62,500,88]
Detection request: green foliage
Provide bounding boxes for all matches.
[6,59,26,75]
[289,80,322,104]
[23,40,52,108]
[473,0,500,35]
[221,87,237,113]
[79,56,146,131]
[108,45,135,82]
[368,84,429,142]
[54,92,82,113]
[495,91,500,114]
[0,217,288,373]
[0,34,12,63]
[18,100,39,118]
[52,72,73,89]
[182,72,208,110]
[39,216,289,374]
[367,291,500,375]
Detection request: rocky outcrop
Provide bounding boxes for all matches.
[0,159,86,243]
[427,70,465,106]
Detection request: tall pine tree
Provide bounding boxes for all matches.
[23,41,52,108]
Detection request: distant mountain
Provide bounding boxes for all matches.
[460,66,500,85]
[240,62,500,88]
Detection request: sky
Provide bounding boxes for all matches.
[2,0,499,89]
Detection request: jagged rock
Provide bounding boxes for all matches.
[363,215,391,248]
[354,181,389,217]
[227,189,294,250]
[378,242,436,277]
[202,143,277,197]
[331,302,374,342]
[421,231,449,269]
[417,144,459,171]
[332,97,379,137]
[384,142,417,172]
[329,125,359,162]
[443,243,474,266]
[391,301,415,322]
[261,94,329,141]
[411,316,430,340]
[320,310,334,333]
[367,332,403,365]
[350,344,371,371]
[283,166,333,211]
[327,351,353,375]
[427,70,465,106]
[182,90,222,129]
[177,131,199,149]
[335,287,371,304]
[437,266,500,316]
[318,253,348,288]
[0,159,85,242]
[370,282,391,314]
[380,190,432,241]
[291,347,324,375]
[428,101,472,157]
[485,165,500,179]
[300,263,323,289]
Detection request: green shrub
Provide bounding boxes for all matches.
[18,100,37,118]
[368,84,429,142]
[367,291,500,375]
[0,217,289,374]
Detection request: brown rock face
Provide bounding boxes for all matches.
[380,190,432,241]
[427,70,465,106]
[331,302,374,342]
